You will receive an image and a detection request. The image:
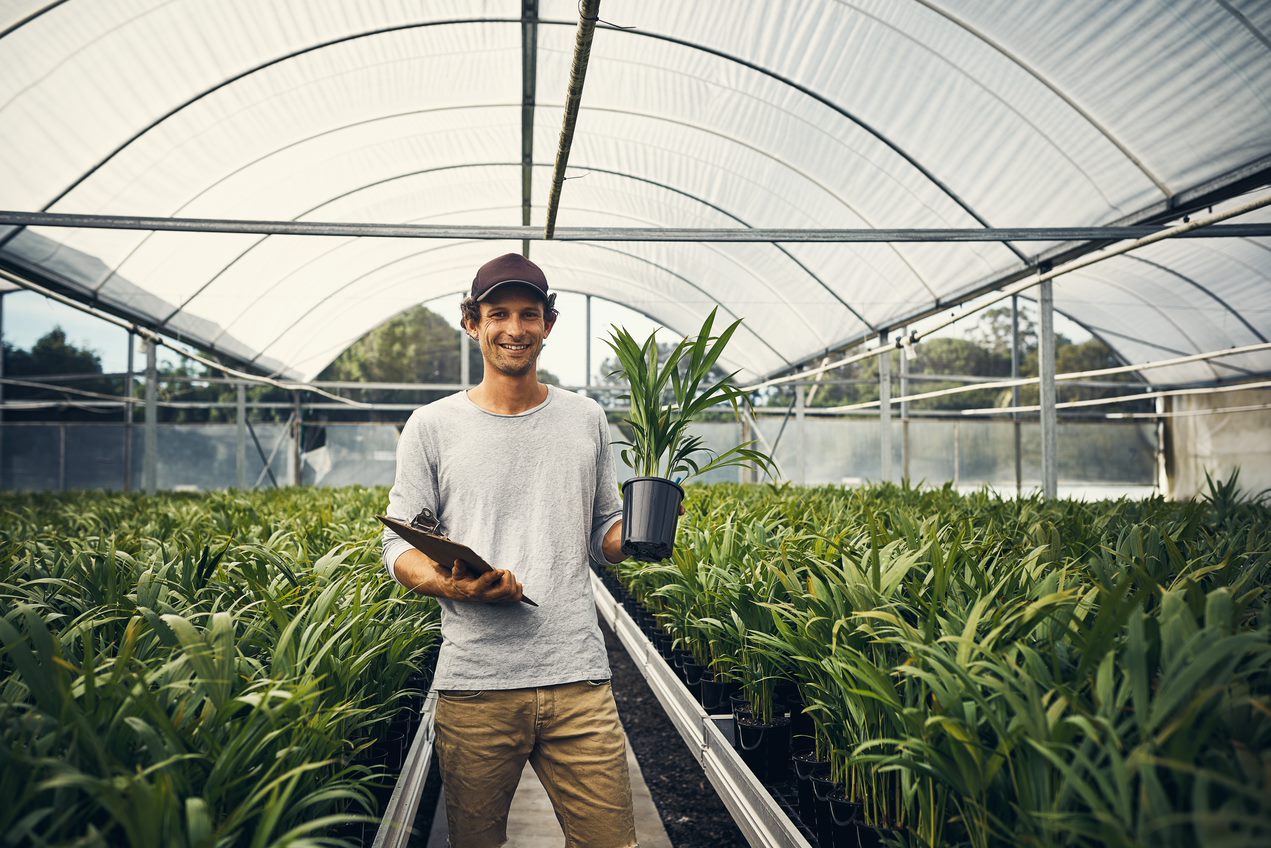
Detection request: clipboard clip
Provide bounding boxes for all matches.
[409,507,448,537]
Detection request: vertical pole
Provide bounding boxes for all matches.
[1011,295,1022,496]
[1155,395,1168,498]
[1039,276,1058,499]
[236,382,247,489]
[795,383,807,485]
[585,294,593,395]
[899,328,910,484]
[879,331,892,483]
[123,331,134,492]
[0,293,5,492]
[292,392,302,487]
[953,422,961,488]
[460,327,471,388]
[143,339,157,493]
[59,424,67,491]
[739,412,752,484]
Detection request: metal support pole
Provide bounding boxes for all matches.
[58,424,66,491]
[879,330,892,483]
[460,328,471,388]
[0,292,5,491]
[1011,295,1022,496]
[739,413,752,484]
[953,422,960,488]
[143,339,157,493]
[1039,277,1059,499]
[795,383,807,485]
[292,392,302,487]
[1155,395,1168,497]
[236,382,247,489]
[899,328,910,484]
[585,294,592,395]
[123,331,134,491]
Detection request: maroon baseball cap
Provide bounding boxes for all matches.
[470,253,550,302]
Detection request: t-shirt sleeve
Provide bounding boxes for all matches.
[589,406,624,564]
[382,411,437,584]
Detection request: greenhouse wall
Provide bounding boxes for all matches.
[2,417,1156,495]
[0,422,293,492]
[1167,387,1271,499]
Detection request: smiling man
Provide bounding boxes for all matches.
[382,253,637,847]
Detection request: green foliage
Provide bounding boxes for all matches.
[0,487,439,847]
[604,308,777,482]
[606,478,1271,847]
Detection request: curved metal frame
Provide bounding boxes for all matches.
[246,205,803,377]
[156,160,870,352]
[255,244,760,380]
[2,7,1264,389]
[1123,254,1266,343]
[913,0,1169,194]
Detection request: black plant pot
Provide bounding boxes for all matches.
[621,476,685,561]
[653,631,674,658]
[829,790,868,848]
[736,714,792,784]
[682,657,705,688]
[792,750,829,832]
[729,693,751,747]
[699,669,730,712]
[811,775,841,848]
[788,697,816,755]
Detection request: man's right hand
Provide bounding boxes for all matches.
[445,559,524,604]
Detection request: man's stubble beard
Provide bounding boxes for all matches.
[484,339,542,378]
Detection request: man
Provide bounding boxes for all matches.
[382,253,638,847]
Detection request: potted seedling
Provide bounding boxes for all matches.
[604,308,777,561]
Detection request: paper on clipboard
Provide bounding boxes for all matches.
[376,515,538,607]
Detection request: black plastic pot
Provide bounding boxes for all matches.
[621,476,685,561]
[788,697,816,755]
[698,669,730,712]
[829,790,867,848]
[653,631,674,658]
[792,750,829,831]
[811,775,840,848]
[736,714,792,784]
[682,657,705,688]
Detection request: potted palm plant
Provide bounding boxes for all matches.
[604,308,777,561]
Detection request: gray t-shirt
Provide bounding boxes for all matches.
[382,386,623,690]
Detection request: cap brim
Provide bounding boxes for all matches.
[475,279,549,301]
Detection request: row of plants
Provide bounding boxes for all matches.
[0,487,440,847]
[605,477,1271,848]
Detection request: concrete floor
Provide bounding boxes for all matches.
[426,732,671,847]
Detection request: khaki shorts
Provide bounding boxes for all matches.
[434,679,638,848]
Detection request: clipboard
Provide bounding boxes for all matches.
[377,514,538,607]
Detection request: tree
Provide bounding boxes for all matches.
[1,328,122,421]
[316,305,558,419]
[966,306,1038,358]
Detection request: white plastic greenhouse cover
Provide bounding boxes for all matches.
[0,0,1268,386]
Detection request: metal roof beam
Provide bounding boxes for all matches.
[2,211,1268,241]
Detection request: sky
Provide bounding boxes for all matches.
[1,285,1092,385]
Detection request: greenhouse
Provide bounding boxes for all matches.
[1,1,1269,847]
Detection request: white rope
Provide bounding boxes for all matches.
[741,191,1271,393]
[1105,402,1271,420]
[818,339,1271,413]
[960,378,1271,416]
